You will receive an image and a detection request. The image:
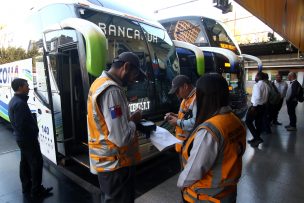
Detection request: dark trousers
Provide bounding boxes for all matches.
[245,105,265,140]
[98,166,136,203]
[16,139,43,194]
[262,103,271,133]
[272,98,284,122]
[287,100,298,127]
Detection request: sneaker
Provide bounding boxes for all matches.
[31,186,53,198]
[286,126,297,131]
[250,138,263,148]
[273,121,282,125]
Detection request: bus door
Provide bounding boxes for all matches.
[52,45,88,158]
[34,54,58,165]
[42,18,107,166]
[43,31,90,167]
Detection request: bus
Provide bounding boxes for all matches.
[0,0,180,168]
[160,15,263,117]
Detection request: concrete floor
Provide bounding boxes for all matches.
[0,103,303,203]
[0,121,100,203]
[136,103,304,203]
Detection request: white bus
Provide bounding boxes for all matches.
[0,0,181,168]
[160,16,263,117]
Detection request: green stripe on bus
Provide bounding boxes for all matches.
[85,29,108,77]
[196,55,205,76]
[0,111,9,122]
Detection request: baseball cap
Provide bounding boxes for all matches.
[112,52,146,79]
[168,75,191,94]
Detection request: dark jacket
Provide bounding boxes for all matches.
[287,80,301,102]
[8,94,39,141]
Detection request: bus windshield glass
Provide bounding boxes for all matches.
[202,18,240,55]
[78,8,179,119]
[161,17,240,55]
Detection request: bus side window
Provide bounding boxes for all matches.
[35,56,50,104]
[176,48,199,84]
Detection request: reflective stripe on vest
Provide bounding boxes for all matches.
[175,89,196,152]
[181,112,246,202]
[87,76,140,173]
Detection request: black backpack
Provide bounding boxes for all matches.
[297,85,304,102]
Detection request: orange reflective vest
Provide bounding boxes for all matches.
[87,76,140,173]
[182,112,246,203]
[175,89,196,152]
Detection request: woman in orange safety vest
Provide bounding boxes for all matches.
[178,73,246,203]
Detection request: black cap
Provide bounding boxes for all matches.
[113,52,145,79]
[168,75,191,94]
[114,52,140,70]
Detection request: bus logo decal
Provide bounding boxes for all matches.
[98,23,158,43]
[0,65,18,84]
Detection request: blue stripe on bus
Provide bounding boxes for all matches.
[0,100,9,120]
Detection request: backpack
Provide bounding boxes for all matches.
[268,82,281,105]
[297,85,304,102]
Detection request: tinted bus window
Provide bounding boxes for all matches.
[79,8,179,118]
[79,10,154,113]
[176,48,199,84]
[176,48,217,84]
[45,30,78,53]
[139,23,179,114]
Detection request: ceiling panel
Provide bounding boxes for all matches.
[234,0,304,52]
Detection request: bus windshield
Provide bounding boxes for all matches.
[78,8,179,119]
[202,18,240,55]
[161,16,240,55]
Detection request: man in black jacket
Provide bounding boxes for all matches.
[8,78,52,198]
[285,72,301,131]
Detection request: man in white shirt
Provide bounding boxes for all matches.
[245,72,269,147]
[272,74,288,125]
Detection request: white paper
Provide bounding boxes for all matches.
[150,126,182,151]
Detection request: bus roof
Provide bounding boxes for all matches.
[30,0,165,30]
[159,15,221,24]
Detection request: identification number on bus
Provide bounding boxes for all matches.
[129,99,151,112]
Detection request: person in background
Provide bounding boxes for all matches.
[87,52,143,203]
[285,72,301,131]
[261,72,273,134]
[8,78,53,198]
[246,71,269,148]
[273,74,288,125]
[177,73,246,203]
[164,75,196,154]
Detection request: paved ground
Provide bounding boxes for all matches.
[0,102,303,203]
[0,121,100,203]
[136,103,304,203]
